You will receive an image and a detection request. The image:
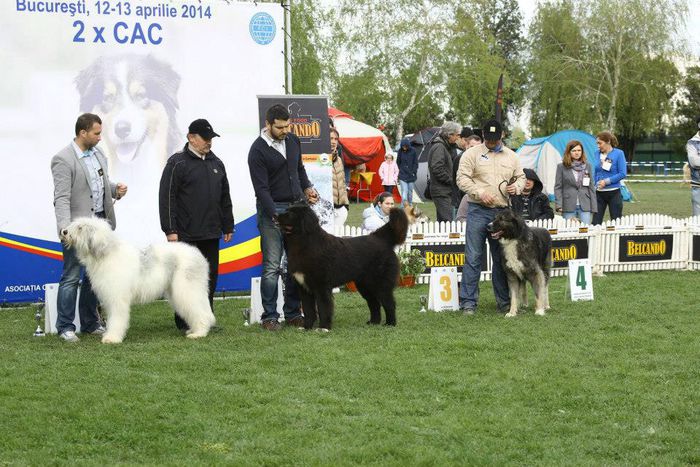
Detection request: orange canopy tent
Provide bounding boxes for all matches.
[329,107,392,202]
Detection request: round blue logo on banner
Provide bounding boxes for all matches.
[249,12,276,45]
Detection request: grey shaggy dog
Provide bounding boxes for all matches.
[488,209,552,317]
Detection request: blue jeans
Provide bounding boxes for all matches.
[692,187,700,217]
[257,202,302,323]
[56,241,101,334]
[459,204,510,311]
[563,207,592,224]
[399,180,415,204]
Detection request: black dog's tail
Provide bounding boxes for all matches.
[373,208,409,246]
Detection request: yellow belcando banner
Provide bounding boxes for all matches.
[0,1,285,302]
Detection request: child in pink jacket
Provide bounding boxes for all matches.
[378,152,399,195]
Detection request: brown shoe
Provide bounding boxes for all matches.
[261,320,281,331]
[285,316,305,328]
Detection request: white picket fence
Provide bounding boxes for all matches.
[334,214,700,282]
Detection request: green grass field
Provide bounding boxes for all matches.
[1,183,698,465]
[1,270,699,465]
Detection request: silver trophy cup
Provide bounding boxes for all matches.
[33,304,46,337]
[419,295,428,313]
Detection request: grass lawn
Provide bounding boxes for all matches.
[346,182,694,226]
[1,270,699,465]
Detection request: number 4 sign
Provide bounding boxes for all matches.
[568,259,594,301]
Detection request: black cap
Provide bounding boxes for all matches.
[460,126,474,138]
[188,119,220,139]
[482,119,503,141]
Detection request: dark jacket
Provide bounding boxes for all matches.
[248,132,312,220]
[396,138,418,183]
[509,168,554,221]
[159,144,235,241]
[451,151,464,208]
[428,135,454,197]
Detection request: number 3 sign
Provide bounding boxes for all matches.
[568,259,594,301]
[428,267,459,312]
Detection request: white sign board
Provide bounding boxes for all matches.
[428,267,459,312]
[568,259,594,301]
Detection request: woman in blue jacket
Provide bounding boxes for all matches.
[593,131,627,224]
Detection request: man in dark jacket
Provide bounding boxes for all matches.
[509,168,554,220]
[159,118,235,331]
[248,104,319,331]
[396,137,418,205]
[428,121,461,221]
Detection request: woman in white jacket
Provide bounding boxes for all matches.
[361,192,395,232]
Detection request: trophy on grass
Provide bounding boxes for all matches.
[419,295,428,313]
[33,303,46,337]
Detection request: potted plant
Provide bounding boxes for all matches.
[397,249,426,287]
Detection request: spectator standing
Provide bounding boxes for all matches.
[592,131,627,224]
[159,119,235,331]
[361,192,395,232]
[554,140,597,224]
[378,152,399,195]
[686,116,700,216]
[509,168,554,221]
[396,138,418,205]
[428,121,461,222]
[247,104,319,331]
[51,113,128,342]
[456,119,525,315]
[330,127,350,226]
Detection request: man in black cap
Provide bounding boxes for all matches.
[159,118,235,331]
[455,119,524,315]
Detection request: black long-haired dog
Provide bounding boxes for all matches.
[278,204,408,330]
[489,209,552,317]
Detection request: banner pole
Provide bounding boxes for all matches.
[284,0,293,94]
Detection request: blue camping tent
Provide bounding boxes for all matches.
[516,130,598,197]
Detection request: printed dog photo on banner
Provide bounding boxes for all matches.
[75,54,181,183]
[74,54,182,237]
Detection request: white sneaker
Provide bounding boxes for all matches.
[59,330,79,342]
[89,325,106,335]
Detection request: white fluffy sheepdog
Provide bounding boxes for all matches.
[61,217,216,343]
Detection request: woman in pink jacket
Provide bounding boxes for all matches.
[378,152,399,196]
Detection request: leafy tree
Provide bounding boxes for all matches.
[289,0,323,94]
[527,0,596,134]
[670,66,700,154]
[527,0,686,156]
[615,55,679,160]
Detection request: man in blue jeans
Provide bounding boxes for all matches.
[455,119,524,315]
[248,104,319,331]
[51,113,128,341]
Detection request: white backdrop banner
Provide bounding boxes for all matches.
[0,0,286,302]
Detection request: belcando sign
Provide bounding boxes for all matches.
[619,235,673,262]
[410,244,487,273]
[551,238,589,268]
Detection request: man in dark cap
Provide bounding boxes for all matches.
[455,119,525,316]
[159,118,235,331]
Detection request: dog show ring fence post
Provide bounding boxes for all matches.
[334,214,700,283]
